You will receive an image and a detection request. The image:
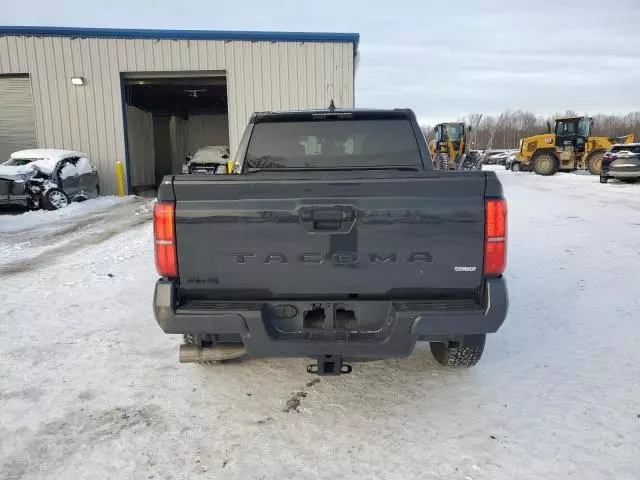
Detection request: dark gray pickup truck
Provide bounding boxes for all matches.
[153,107,508,375]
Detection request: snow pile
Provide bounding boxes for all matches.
[59,161,76,179]
[8,149,87,163]
[59,157,95,179]
[75,157,94,175]
[0,159,60,177]
[2,149,90,177]
[0,196,136,233]
[482,164,506,171]
[30,158,60,175]
[0,196,154,269]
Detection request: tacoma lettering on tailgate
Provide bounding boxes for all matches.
[230,252,434,265]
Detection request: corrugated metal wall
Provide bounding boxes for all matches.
[125,105,155,187]
[0,76,37,161]
[169,116,188,175]
[0,35,354,193]
[186,114,229,155]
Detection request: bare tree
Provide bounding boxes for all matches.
[485,113,505,151]
[420,124,433,142]
[466,113,483,150]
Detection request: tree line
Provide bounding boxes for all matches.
[421,110,640,151]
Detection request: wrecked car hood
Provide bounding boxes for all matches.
[0,165,33,180]
[0,157,61,179]
[189,145,230,165]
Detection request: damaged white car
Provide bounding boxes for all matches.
[0,149,100,210]
[182,145,231,174]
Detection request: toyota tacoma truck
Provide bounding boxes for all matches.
[153,107,508,375]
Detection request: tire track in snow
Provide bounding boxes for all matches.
[0,200,153,276]
[0,198,150,245]
[0,216,150,276]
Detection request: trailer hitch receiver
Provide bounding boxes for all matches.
[307,355,352,376]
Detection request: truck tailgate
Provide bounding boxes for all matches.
[172,171,487,298]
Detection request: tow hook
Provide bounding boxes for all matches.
[307,355,352,376]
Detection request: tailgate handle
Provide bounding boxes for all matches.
[300,206,356,232]
[313,219,341,230]
[313,209,343,230]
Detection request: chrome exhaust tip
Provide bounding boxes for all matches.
[179,344,247,363]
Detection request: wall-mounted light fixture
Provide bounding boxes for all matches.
[71,77,85,86]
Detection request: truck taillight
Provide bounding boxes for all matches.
[484,198,507,276]
[153,202,177,277]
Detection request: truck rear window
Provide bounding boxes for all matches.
[244,119,421,169]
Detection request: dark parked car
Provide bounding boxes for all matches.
[600,144,640,184]
[505,151,529,171]
[0,149,100,210]
[153,107,509,376]
[484,149,514,166]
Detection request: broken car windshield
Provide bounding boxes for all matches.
[3,158,39,166]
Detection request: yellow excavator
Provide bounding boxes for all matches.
[513,116,636,175]
[428,122,467,170]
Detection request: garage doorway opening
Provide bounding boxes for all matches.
[122,72,229,195]
[0,74,37,163]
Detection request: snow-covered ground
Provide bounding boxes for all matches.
[1,172,639,480]
[0,197,153,275]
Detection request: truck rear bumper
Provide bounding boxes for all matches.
[153,278,508,358]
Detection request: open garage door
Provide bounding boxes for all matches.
[122,72,229,194]
[0,75,37,162]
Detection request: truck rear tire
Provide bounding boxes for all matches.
[587,150,605,175]
[183,334,201,345]
[430,334,486,367]
[533,153,558,176]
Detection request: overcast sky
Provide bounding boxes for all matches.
[4,0,640,124]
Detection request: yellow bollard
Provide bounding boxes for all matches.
[115,160,126,196]
[227,160,234,174]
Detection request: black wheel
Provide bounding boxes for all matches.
[533,152,559,176]
[430,334,486,368]
[183,334,201,345]
[511,162,522,172]
[42,188,71,210]
[618,178,639,184]
[587,150,605,176]
[600,176,608,184]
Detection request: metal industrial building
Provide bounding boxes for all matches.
[0,26,359,194]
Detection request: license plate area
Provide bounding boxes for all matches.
[265,301,393,339]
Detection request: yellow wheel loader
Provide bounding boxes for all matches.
[428,122,468,170]
[513,116,636,176]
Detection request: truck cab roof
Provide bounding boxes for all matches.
[250,108,417,123]
[556,116,590,121]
